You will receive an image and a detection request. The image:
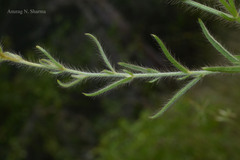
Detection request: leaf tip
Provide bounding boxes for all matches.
[36,45,41,49]
[151,34,159,40]
[57,79,65,87]
[150,34,156,37]
[118,62,123,65]
[198,18,202,23]
[82,92,91,97]
[149,111,163,119]
[85,33,94,38]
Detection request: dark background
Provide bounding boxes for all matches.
[1,0,240,159]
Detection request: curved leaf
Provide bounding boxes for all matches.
[85,33,115,72]
[198,19,240,64]
[36,46,64,69]
[57,78,85,88]
[150,76,202,119]
[151,34,190,73]
[83,77,132,96]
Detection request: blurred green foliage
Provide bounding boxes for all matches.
[96,77,240,160]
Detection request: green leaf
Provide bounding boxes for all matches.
[49,71,63,75]
[151,34,190,73]
[220,13,236,21]
[219,0,233,14]
[83,77,132,96]
[234,55,240,60]
[101,69,115,74]
[123,69,134,77]
[150,76,202,119]
[148,78,160,83]
[85,33,115,72]
[0,51,23,62]
[219,0,238,17]
[198,19,240,64]
[118,62,159,73]
[36,46,64,69]
[228,0,238,17]
[177,75,190,81]
[146,68,159,73]
[203,66,240,73]
[57,77,85,88]
[183,0,234,19]
[39,59,56,69]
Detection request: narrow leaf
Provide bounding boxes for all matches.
[118,62,159,73]
[146,68,159,73]
[57,78,85,88]
[36,46,64,69]
[50,71,63,75]
[83,77,132,96]
[219,0,233,14]
[85,33,115,72]
[198,19,240,64]
[203,66,240,73]
[183,0,234,19]
[39,59,56,69]
[149,78,160,83]
[123,69,134,76]
[177,75,190,80]
[151,34,189,73]
[228,0,238,16]
[220,13,236,21]
[150,76,202,119]
[101,69,115,74]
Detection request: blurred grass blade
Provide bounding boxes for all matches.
[219,0,235,16]
[198,19,240,64]
[85,33,115,72]
[151,34,189,73]
[150,76,202,119]
[118,62,159,73]
[234,55,240,60]
[228,0,238,16]
[219,0,231,10]
[220,13,236,21]
[83,77,132,96]
[36,46,63,69]
[203,66,240,73]
[57,78,85,88]
[183,0,234,19]
[219,0,238,17]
